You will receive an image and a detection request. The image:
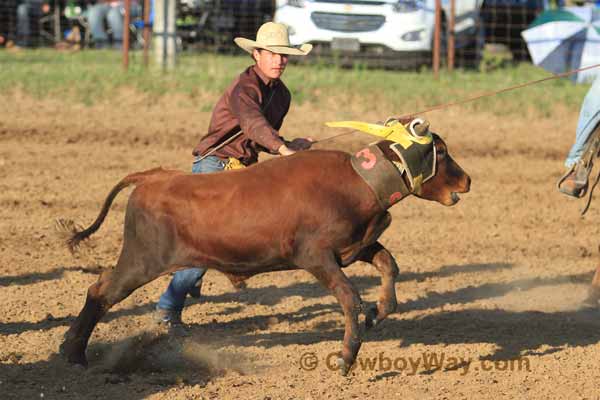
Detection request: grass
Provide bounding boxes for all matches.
[0,48,591,117]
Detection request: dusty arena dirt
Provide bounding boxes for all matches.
[2,88,600,399]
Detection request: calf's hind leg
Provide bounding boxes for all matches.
[60,242,166,366]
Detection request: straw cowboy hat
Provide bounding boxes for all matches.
[234,22,312,56]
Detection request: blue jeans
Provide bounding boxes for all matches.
[87,2,141,47]
[565,76,600,168]
[157,156,226,312]
[16,0,43,47]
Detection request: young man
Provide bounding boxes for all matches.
[558,76,600,197]
[154,22,314,325]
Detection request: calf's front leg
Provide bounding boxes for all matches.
[299,252,364,376]
[357,241,399,329]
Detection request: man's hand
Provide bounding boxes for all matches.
[286,137,314,151]
[278,144,296,156]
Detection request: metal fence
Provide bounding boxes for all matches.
[0,0,554,69]
[1,0,90,49]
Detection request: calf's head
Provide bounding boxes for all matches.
[377,132,471,206]
[327,117,470,206]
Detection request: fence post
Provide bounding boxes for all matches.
[53,5,61,43]
[448,0,455,71]
[153,0,177,69]
[433,0,442,78]
[143,0,151,67]
[122,0,131,70]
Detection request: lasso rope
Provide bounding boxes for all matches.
[317,63,600,144]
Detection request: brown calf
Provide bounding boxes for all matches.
[59,135,470,375]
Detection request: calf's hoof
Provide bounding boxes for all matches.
[59,339,88,367]
[364,306,378,330]
[337,357,351,376]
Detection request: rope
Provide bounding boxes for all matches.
[194,130,242,163]
[581,168,600,216]
[400,63,600,119]
[197,64,600,152]
[317,63,600,144]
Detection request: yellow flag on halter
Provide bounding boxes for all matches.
[325,119,432,149]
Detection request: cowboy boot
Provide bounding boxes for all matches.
[558,161,590,198]
[558,126,600,198]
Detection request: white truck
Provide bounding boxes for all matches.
[274,0,485,67]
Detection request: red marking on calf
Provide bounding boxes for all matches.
[356,149,377,170]
[389,192,403,205]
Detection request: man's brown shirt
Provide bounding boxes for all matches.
[193,65,290,165]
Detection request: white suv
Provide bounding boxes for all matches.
[274,0,483,67]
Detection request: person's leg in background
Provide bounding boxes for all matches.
[560,77,600,197]
[15,3,30,46]
[16,0,43,47]
[106,1,142,49]
[87,2,111,48]
[154,155,227,325]
[105,3,123,48]
[565,78,600,168]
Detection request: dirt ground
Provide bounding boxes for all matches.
[2,89,600,400]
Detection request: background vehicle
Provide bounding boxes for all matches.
[274,0,484,68]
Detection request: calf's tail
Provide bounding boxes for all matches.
[56,168,164,253]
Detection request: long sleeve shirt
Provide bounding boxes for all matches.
[192,65,291,166]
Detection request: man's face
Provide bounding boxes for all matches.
[254,49,289,80]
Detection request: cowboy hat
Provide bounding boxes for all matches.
[234,22,312,56]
